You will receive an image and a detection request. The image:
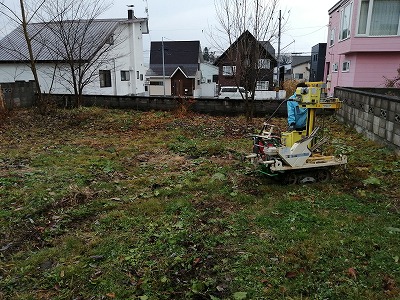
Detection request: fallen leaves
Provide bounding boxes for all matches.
[285,268,306,279]
[347,267,357,280]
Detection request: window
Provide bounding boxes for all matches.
[330,28,335,46]
[342,61,350,72]
[256,81,269,90]
[121,70,130,81]
[332,63,339,72]
[150,81,164,86]
[99,70,112,87]
[358,0,400,36]
[340,2,353,40]
[294,73,304,80]
[358,0,370,34]
[220,87,237,92]
[258,59,271,69]
[140,74,143,81]
[222,65,236,76]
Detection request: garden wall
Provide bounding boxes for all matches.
[0,81,36,108]
[0,81,287,117]
[51,93,288,117]
[335,87,400,155]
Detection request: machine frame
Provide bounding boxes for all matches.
[245,82,347,184]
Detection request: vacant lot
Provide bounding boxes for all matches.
[0,108,399,300]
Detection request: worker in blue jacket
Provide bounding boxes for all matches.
[287,82,308,131]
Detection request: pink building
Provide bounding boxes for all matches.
[324,0,400,96]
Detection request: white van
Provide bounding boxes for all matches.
[218,86,246,99]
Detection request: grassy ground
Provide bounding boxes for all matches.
[0,108,399,300]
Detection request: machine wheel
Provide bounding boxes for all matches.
[317,169,331,182]
[284,172,298,185]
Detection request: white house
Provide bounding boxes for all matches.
[198,62,219,98]
[200,63,218,84]
[0,9,149,96]
[290,56,311,82]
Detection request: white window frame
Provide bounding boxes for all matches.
[222,65,236,76]
[256,81,269,90]
[339,1,353,41]
[120,70,130,81]
[356,0,400,36]
[332,63,339,73]
[258,59,271,69]
[342,61,350,72]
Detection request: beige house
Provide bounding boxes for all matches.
[290,56,311,82]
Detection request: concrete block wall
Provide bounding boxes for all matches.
[335,87,400,155]
[1,81,36,108]
[56,94,288,117]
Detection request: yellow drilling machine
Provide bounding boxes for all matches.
[245,82,347,184]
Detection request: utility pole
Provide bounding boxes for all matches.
[277,9,281,93]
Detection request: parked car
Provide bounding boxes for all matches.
[218,86,246,99]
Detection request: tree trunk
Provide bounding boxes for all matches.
[20,0,45,113]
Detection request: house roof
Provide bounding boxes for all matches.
[214,30,276,66]
[147,40,201,77]
[291,55,311,68]
[0,18,147,63]
[329,0,348,14]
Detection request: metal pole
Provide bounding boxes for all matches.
[162,37,166,97]
[277,10,281,95]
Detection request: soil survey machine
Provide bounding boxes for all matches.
[245,82,347,184]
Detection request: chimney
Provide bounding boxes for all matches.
[128,9,134,19]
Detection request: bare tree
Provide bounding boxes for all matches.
[384,65,400,88]
[203,47,216,63]
[211,0,286,120]
[280,54,292,65]
[0,0,121,108]
[0,0,46,112]
[0,85,5,112]
[39,0,115,107]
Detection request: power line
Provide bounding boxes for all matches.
[292,25,328,38]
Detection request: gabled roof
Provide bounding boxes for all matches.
[147,40,201,77]
[0,18,147,63]
[291,56,311,68]
[214,30,276,65]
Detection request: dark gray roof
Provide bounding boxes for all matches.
[0,18,145,62]
[147,41,201,77]
[260,41,276,57]
[214,30,276,65]
[146,64,198,77]
[291,56,311,68]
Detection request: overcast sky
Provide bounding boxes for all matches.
[102,0,339,62]
[0,0,340,62]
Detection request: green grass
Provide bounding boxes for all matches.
[0,108,399,299]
